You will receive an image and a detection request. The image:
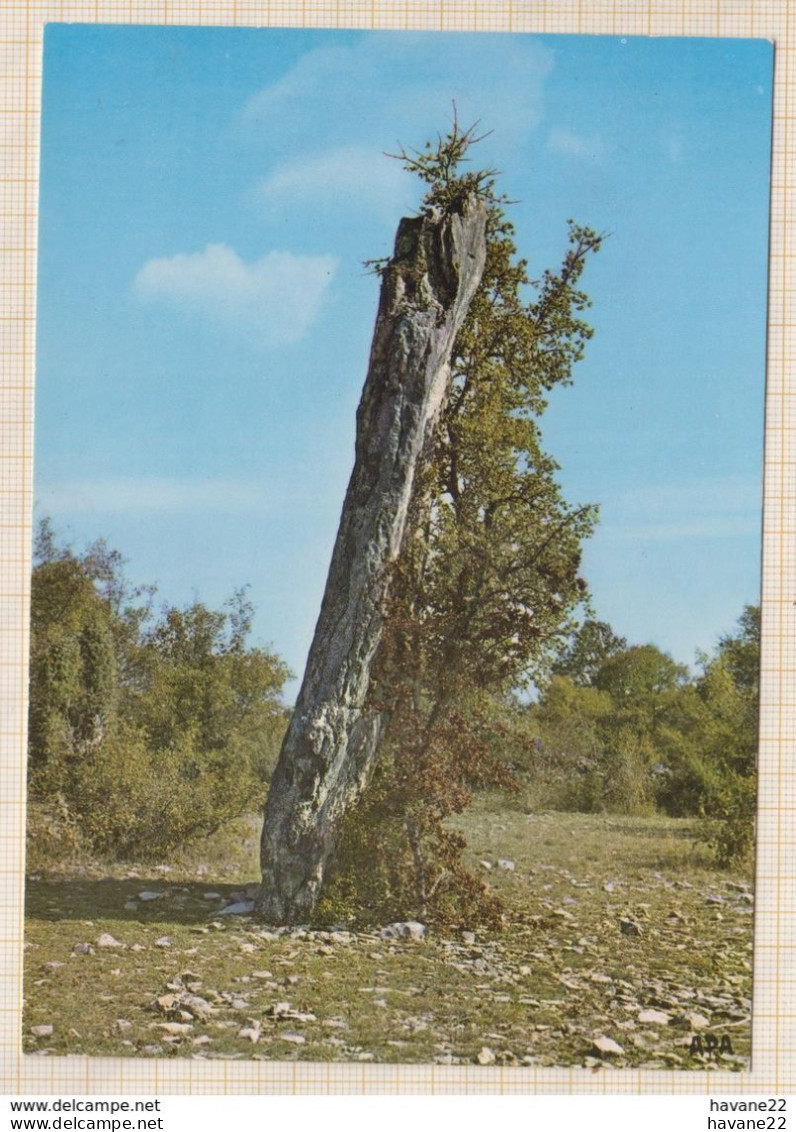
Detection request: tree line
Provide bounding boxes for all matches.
[27,518,290,862]
[26,516,758,897]
[521,609,758,863]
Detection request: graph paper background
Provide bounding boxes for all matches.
[0,0,792,1097]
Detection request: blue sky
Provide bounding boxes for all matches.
[35,27,773,697]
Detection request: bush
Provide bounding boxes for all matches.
[53,724,270,861]
[25,798,84,873]
[518,678,654,815]
[599,727,656,814]
[317,706,509,930]
[317,779,505,930]
[696,772,757,866]
[27,524,290,864]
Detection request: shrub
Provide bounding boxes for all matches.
[317,777,506,931]
[27,523,290,864]
[25,797,84,873]
[696,772,757,866]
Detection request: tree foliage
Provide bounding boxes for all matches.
[551,618,628,686]
[28,522,290,861]
[523,607,760,864]
[321,119,603,927]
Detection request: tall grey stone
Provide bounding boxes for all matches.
[258,193,488,923]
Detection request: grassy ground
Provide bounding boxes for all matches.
[24,803,753,1070]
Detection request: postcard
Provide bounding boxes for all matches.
[4,16,785,1094]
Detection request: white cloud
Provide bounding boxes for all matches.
[36,477,278,515]
[240,33,554,163]
[547,128,605,160]
[134,243,337,346]
[257,145,416,223]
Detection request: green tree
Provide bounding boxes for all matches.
[133,592,291,811]
[679,608,759,863]
[552,618,628,686]
[518,607,759,856]
[28,522,291,860]
[593,644,689,734]
[529,637,691,815]
[525,675,613,811]
[322,120,602,926]
[716,604,760,697]
[28,533,125,795]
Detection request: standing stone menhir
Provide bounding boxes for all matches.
[258,192,488,923]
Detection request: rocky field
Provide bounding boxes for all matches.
[23,804,753,1070]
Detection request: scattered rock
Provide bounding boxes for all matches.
[124,901,138,912]
[380,921,426,941]
[279,1032,306,1044]
[203,893,222,900]
[227,997,250,1011]
[680,1012,710,1030]
[462,931,476,945]
[619,919,643,937]
[181,995,214,1019]
[592,1035,625,1056]
[268,1001,293,1018]
[157,1022,192,1036]
[30,1025,53,1038]
[638,1009,671,1026]
[97,933,122,949]
[116,1019,132,1031]
[154,936,172,948]
[497,859,515,871]
[477,1046,496,1065]
[238,1025,261,1043]
[218,901,255,916]
[72,943,94,955]
[479,861,493,871]
[139,892,164,902]
[262,1001,315,1024]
